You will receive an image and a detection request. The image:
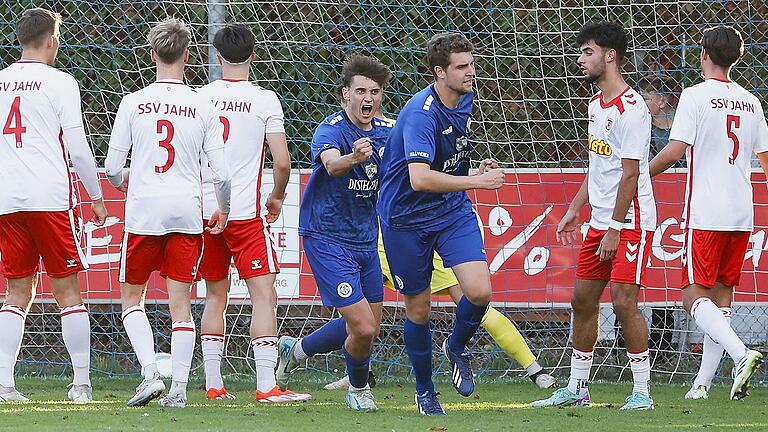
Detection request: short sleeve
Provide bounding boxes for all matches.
[754,107,768,154]
[203,103,225,152]
[264,91,285,134]
[403,108,437,163]
[57,74,84,130]
[616,105,651,160]
[668,88,698,146]
[311,123,343,164]
[107,96,133,152]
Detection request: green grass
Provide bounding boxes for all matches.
[2,377,767,431]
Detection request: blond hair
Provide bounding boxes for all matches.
[17,8,61,47]
[148,18,190,64]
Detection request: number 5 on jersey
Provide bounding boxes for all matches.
[3,96,26,148]
[727,114,740,165]
[155,119,175,173]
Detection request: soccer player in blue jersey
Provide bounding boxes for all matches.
[377,33,505,415]
[276,55,393,412]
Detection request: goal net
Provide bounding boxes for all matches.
[2,0,767,385]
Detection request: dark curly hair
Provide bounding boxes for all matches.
[576,21,628,62]
[426,32,473,78]
[340,54,392,89]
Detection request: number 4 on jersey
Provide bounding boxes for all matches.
[3,96,26,148]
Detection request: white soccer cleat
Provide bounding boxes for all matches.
[127,376,166,407]
[346,387,378,412]
[730,349,764,400]
[67,383,93,404]
[275,336,301,390]
[324,375,350,390]
[0,386,29,402]
[533,373,557,389]
[685,385,709,400]
[157,393,187,408]
[256,385,312,404]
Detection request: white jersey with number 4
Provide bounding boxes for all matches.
[197,79,285,220]
[0,61,83,214]
[670,78,768,232]
[108,79,225,235]
[587,86,656,231]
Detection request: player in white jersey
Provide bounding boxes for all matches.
[104,19,231,408]
[0,8,106,404]
[649,26,766,401]
[196,24,309,404]
[532,21,656,411]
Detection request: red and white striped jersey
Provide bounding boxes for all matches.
[586,86,656,231]
[669,78,768,231]
[0,61,84,214]
[108,79,225,235]
[197,79,285,220]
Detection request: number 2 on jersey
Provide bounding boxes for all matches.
[3,96,26,148]
[726,114,740,165]
[155,119,175,173]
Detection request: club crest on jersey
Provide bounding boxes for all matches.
[455,135,468,152]
[337,282,353,298]
[605,118,613,132]
[588,134,613,157]
[365,163,378,180]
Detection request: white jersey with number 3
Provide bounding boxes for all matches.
[197,79,285,220]
[108,80,225,235]
[669,79,768,231]
[0,61,84,214]
[587,86,656,231]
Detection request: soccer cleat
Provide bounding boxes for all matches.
[530,387,591,407]
[442,338,475,397]
[619,392,655,410]
[531,371,557,389]
[127,376,165,407]
[323,371,377,391]
[157,393,187,408]
[206,387,236,400]
[415,391,446,416]
[275,336,301,390]
[684,385,709,400]
[256,385,312,404]
[345,387,378,412]
[67,383,93,404]
[0,386,29,402]
[730,349,763,400]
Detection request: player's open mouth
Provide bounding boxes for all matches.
[361,105,373,116]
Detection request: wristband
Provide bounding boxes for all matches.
[608,219,623,231]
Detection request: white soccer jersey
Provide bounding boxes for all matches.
[108,79,225,235]
[197,79,285,220]
[586,86,656,231]
[0,61,84,214]
[669,78,768,231]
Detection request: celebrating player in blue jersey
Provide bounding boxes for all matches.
[277,55,393,412]
[377,33,505,415]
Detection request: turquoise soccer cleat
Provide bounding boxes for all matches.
[530,387,591,407]
[619,392,654,410]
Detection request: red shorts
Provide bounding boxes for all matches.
[576,227,653,285]
[681,229,750,289]
[119,232,203,285]
[198,217,279,281]
[0,209,86,278]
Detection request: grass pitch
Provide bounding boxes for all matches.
[1,377,766,431]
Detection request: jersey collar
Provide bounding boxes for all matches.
[708,77,732,83]
[595,85,630,114]
[155,78,185,85]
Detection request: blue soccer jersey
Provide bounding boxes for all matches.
[299,111,393,250]
[378,84,475,230]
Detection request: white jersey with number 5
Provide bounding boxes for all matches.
[587,86,656,231]
[197,79,285,220]
[0,61,84,214]
[108,79,225,235]
[669,78,768,231]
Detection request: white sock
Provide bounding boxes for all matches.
[60,304,91,386]
[294,338,309,361]
[0,305,26,388]
[171,321,196,389]
[121,305,158,378]
[169,380,188,400]
[567,348,593,395]
[201,334,225,390]
[252,336,278,392]
[691,298,747,363]
[628,350,651,397]
[693,307,730,388]
[526,362,543,377]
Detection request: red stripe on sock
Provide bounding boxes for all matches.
[172,327,195,332]
[60,308,88,317]
[200,333,225,338]
[121,308,144,320]
[0,308,24,318]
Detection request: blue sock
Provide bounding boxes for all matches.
[403,318,434,394]
[449,296,488,353]
[301,317,347,356]
[342,345,370,389]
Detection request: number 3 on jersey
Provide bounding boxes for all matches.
[726,114,740,165]
[3,96,26,148]
[155,119,175,173]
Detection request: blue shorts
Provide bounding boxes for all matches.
[381,210,486,296]
[303,236,384,307]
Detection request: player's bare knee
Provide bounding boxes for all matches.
[570,295,598,318]
[464,288,491,305]
[611,293,639,321]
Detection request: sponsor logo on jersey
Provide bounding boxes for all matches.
[442,126,453,135]
[251,259,262,270]
[337,282,353,298]
[588,134,613,157]
[409,151,431,159]
[455,135,468,151]
[329,115,344,125]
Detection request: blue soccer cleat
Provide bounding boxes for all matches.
[415,391,446,416]
[442,338,475,397]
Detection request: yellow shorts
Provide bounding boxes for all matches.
[379,234,459,296]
